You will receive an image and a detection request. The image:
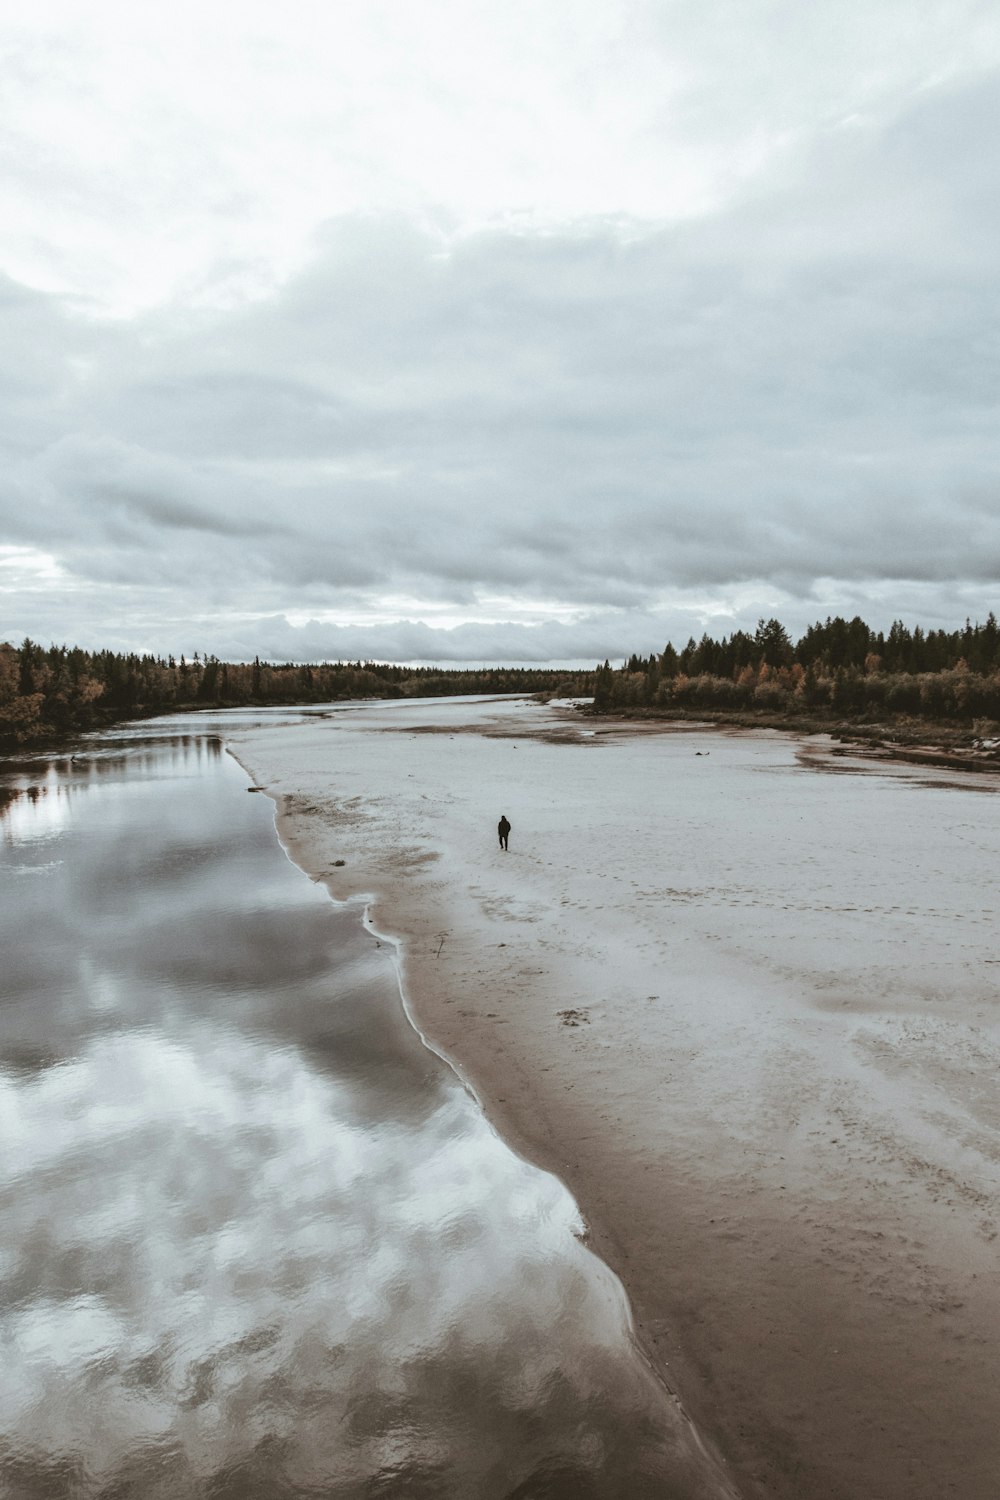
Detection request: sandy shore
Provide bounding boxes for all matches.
[233,695,1000,1500]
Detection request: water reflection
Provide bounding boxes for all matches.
[0,726,731,1498]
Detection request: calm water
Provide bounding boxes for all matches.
[0,713,732,1500]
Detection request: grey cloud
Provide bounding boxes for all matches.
[208,613,669,666]
[116,372,362,463]
[3,68,1000,658]
[31,435,283,546]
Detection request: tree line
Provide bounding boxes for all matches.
[593,614,1000,725]
[0,639,595,746]
[7,613,1000,747]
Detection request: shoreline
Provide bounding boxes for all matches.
[340,903,743,1500]
[232,734,743,1499]
[7,690,1000,770]
[586,704,1000,775]
[232,697,1000,1500]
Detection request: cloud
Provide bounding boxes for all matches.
[38,435,282,538]
[2,44,999,660]
[203,613,663,666]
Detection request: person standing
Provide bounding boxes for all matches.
[497,814,511,851]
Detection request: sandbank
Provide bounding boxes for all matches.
[233,695,1000,1500]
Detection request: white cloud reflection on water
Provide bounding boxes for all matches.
[0,1022,676,1495]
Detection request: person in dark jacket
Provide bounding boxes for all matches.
[497,814,511,851]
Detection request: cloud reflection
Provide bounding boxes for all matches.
[0,1024,711,1496]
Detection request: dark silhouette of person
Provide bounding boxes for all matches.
[498,814,511,851]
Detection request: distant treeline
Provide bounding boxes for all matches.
[594,614,1000,724]
[0,640,595,746]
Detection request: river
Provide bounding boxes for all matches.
[0,710,732,1499]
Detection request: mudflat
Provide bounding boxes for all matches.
[234,695,1000,1500]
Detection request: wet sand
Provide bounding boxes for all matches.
[233,696,1000,1500]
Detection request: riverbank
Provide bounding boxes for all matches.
[588,702,1000,775]
[6,679,999,768]
[233,697,1000,1500]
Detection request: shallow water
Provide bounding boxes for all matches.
[0,713,731,1500]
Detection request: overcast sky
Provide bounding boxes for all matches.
[2,0,999,664]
